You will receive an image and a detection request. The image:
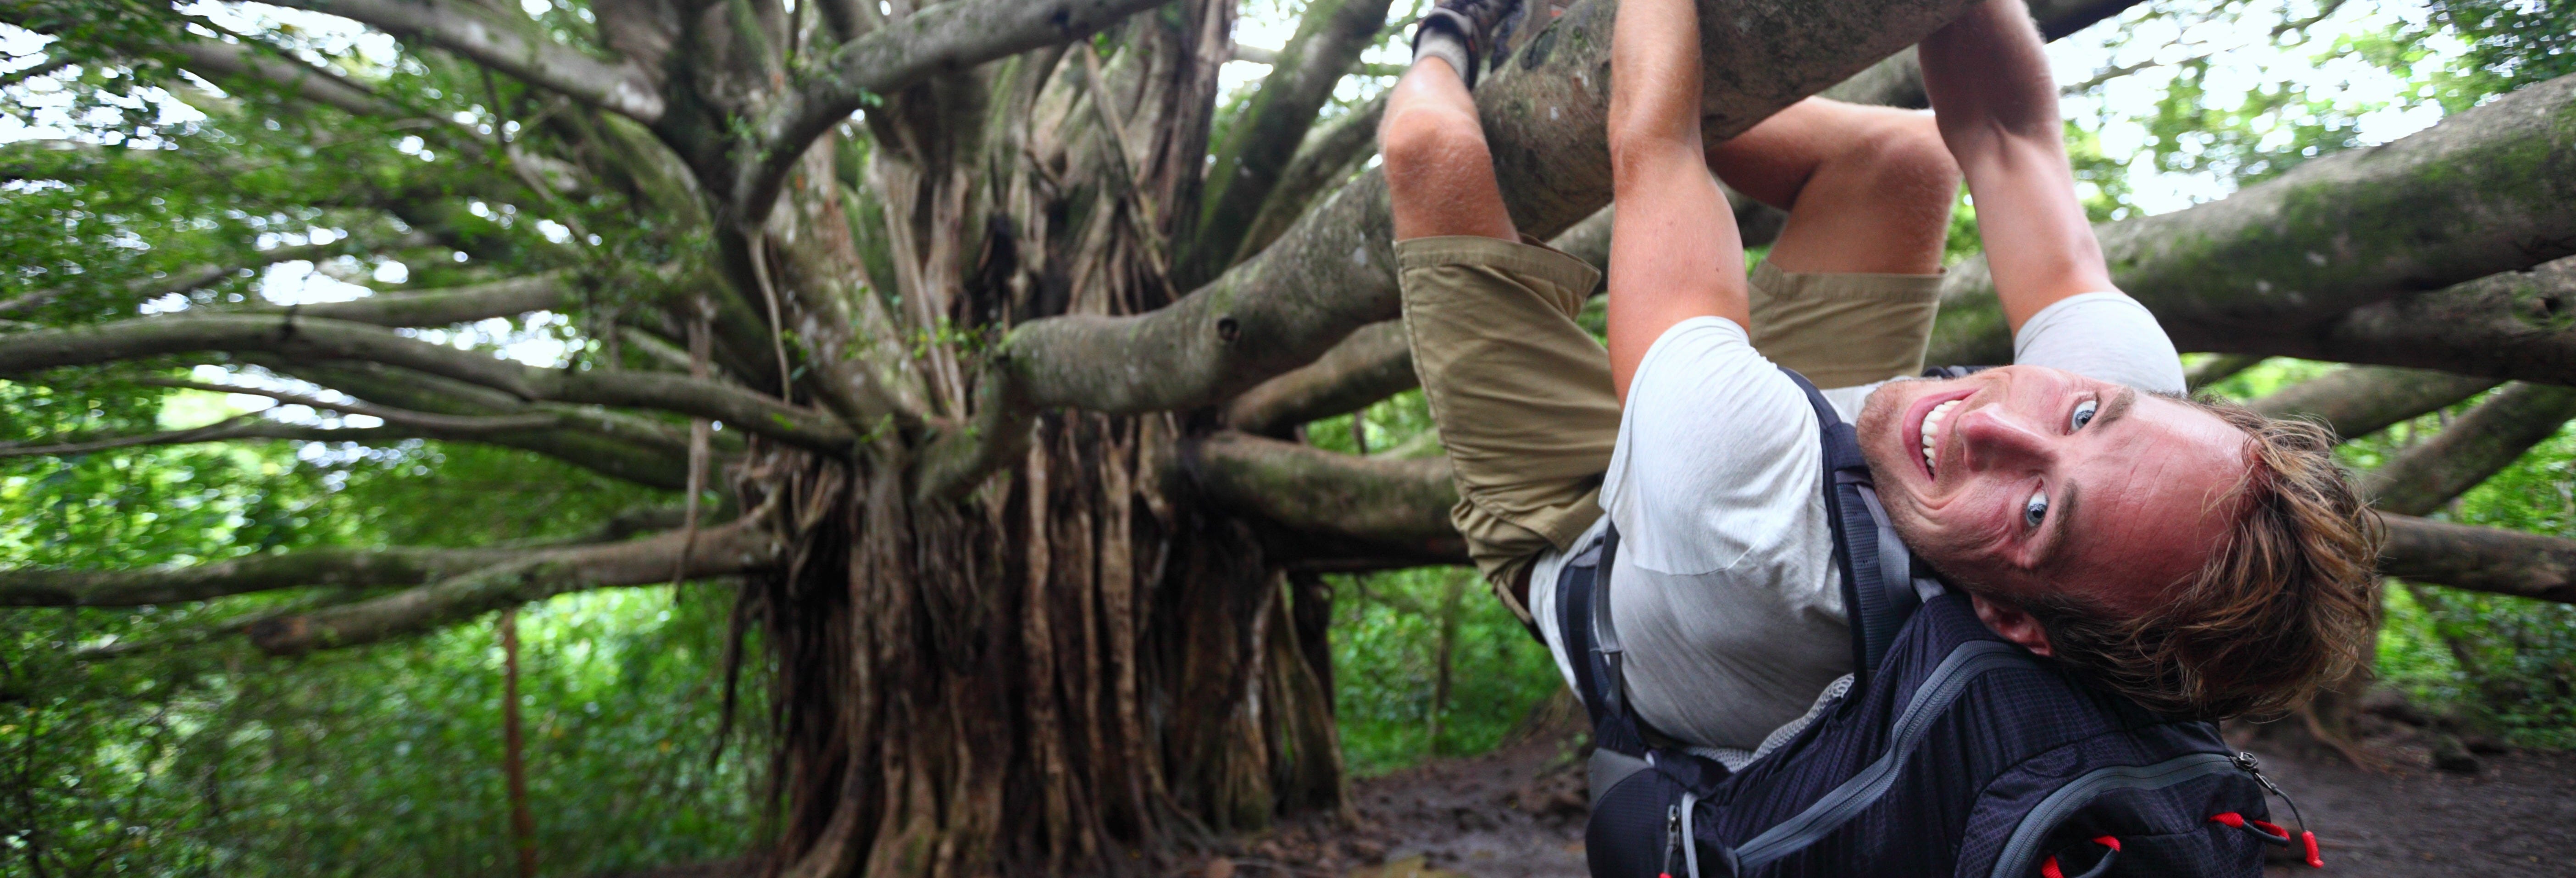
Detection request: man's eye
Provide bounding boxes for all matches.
[2069,398,2099,432]
[2024,490,2049,528]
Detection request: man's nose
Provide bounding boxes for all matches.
[1959,406,2055,471]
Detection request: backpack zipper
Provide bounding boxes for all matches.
[2232,751,2322,867]
[1988,751,2244,878]
[1662,802,1683,878]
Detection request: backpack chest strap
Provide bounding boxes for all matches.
[1776,368,1938,687]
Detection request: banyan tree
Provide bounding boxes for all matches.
[1,0,2572,872]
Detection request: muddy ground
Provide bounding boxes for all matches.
[1226,704,2576,878]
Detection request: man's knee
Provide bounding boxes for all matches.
[1847,113,1961,209]
[1381,102,1490,181]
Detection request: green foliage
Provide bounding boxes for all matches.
[2202,359,2576,750]
[1,383,736,876]
[1,584,762,878]
[2427,0,2576,95]
[1325,565,1562,776]
[1303,391,1559,775]
[2140,56,2370,186]
[2381,419,2576,749]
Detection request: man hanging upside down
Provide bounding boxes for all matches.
[1382,0,2382,758]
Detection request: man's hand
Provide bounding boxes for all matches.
[1920,0,2118,332]
[1604,0,1750,400]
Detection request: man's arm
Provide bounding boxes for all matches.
[1605,0,1749,400]
[1919,0,2116,332]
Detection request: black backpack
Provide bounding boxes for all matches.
[1554,367,2322,878]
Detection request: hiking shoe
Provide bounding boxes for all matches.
[1413,0,1527,88]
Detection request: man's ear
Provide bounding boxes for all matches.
[1969,594,2054,656]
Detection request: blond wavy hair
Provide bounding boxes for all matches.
[2022,399,2384,720]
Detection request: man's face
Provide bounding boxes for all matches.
[1854,365,2249,615]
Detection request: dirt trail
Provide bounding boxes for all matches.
[1243,733,2576,878]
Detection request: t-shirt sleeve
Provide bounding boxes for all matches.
[2010,291,2187,395]
[1599,317,1824,578]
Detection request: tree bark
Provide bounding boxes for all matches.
[501,608,539,878]
[2361,382,2576,516]
[1928,72,2576,367]
[2248,365,2500,442]
[2380,514,2576,604]
[1181,0,1397,287]
[922,0,1992,499]
[2183,353,2266,390]
[2244,254,2576,386]
[1222,322,1415,437]
[249,514,781,653]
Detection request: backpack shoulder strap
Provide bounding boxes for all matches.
[1777,367,1930,686]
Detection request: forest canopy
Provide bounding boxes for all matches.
[2,0,2574,874]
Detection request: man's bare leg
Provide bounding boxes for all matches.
[1382,17,1619,616]
[1384,57,1518,243]
[1708,98,1960,276]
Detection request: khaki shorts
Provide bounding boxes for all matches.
[1394,235,1942,620]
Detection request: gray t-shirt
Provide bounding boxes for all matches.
[1530,292,2186,752]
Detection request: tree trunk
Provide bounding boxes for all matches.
[503,608,539,878]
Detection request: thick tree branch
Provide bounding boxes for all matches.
[1820,45,1926,108]
[0,314,853,450]
[919,0,1988,500]
[135,378,560,432]
[247,515,781,653]
[0,414,695,489]
[2183,353,2266,390]
[1814,0,2145,110]
[2380,514,2576,604]
[2361,382,2576,516]
[1234,93,1387,265]
[732,0,1169,223]
[263,0,666,124]
[2232,255,2576,386]
[168,37,415,121]
[265,358,725,487]
[228,271,572,327]
[1179,0,1397,287]
[1928,72,2576,367]
[1189,431,1459,552]
[2247,365,2499,442]
[0,544,523,606]
[0,236,429,317]
[1222,321,1412,437]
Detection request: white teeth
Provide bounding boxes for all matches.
[1921,399,1963,476]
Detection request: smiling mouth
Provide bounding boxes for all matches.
[1918,398,1965,478]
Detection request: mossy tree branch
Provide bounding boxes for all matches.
[1927,72,2576,367]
